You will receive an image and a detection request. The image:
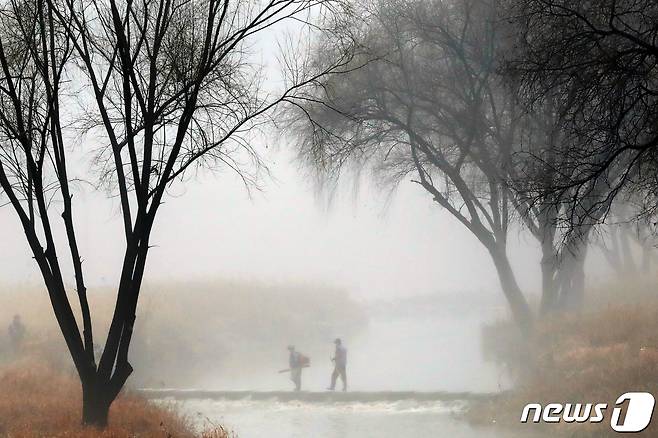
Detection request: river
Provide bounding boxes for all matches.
[148,305,535,437]
[170,396,524,438]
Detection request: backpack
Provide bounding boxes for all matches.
[297,353,310,367]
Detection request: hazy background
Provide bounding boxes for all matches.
[0,146,613,299]
[0,145,614,394]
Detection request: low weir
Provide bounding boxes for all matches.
[136,389,503,403]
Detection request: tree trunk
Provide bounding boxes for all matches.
[557,243,588,312]
[540,261,557,316]
[561,253,585,311]
[82,382,111,428]
[618,224,637,276]
[641,245,654,273]
[488,245,534,333]
[539,238,558,316]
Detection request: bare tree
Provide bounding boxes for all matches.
[0,0,349,427]
[595,202,657,276]
[503,0,658,228]
[284,0,534,331]
[508,92,613,314]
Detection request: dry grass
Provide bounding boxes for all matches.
[471,277,658,437]
[0,280,366,388]
[0,360,232,438]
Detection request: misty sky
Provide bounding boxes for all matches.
[0,144,612,303]
[0,19,613,305]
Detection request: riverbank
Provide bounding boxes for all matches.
[0,360,231,437]
[468,277,658,437]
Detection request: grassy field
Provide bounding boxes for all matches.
[471,275,658,437]
[0,360,231,437]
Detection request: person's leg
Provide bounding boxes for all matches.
[340,366,347,391]
[329,367,338,390]
[292,368,301,391]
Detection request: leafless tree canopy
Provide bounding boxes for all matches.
[285,0,535,330]
[503,0,658,223]
[285,0,658,326]
[0,0,350,426]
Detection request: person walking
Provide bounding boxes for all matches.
[287,345,306,391]
[328,338,347,391]
[8,314,26,353]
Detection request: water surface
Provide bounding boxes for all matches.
[172,397,527,438]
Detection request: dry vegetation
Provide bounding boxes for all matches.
[0,279,364,436]
[0,360,231,437]
[0,280,366,387]
[472,275,658,437]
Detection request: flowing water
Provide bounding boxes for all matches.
[169,396,525,438]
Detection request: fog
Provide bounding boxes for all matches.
[0,20,613,306]
[0,147,611,299]
[0,145,614,396]
[1,0,655,436]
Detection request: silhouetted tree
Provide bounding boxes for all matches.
[285,0,535,330]
[503,0,658,227]
[595,202,657,277]
[0,0,349,427]
[508,92,613,314]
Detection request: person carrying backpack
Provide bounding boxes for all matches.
[286,345,310,391]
